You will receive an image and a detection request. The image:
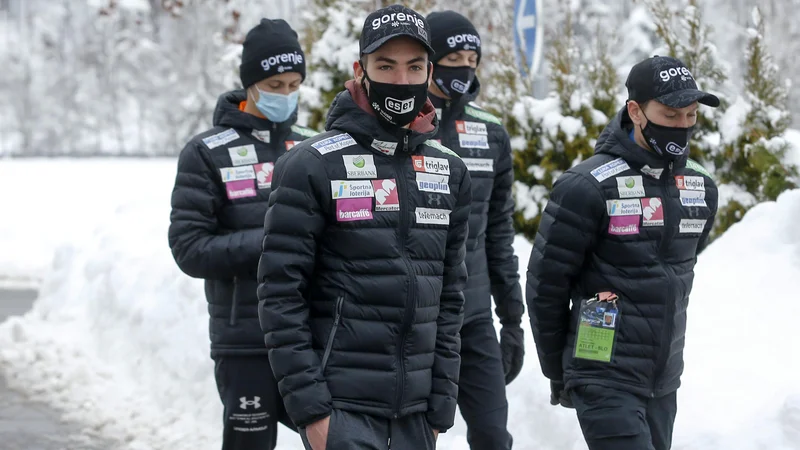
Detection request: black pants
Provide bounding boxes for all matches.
[213,355,297,450]
[570,384,678,450]
[299,409,436,450]
[457,318,513,450]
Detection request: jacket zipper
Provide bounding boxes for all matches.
[392,132,416,417]
[321,296,344,371]
[229,276,239,326]
[652,161,675,397]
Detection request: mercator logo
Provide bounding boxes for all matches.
[261,51,304,72]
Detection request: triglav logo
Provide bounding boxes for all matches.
[659,66,694,82]
[385,97,414,114]
[446,33,480,49]
[261,51,304,72]
[240,396,261,410]
[372,12,424,30]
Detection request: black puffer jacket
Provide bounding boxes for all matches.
[257,81,471,431]
[168,90,318,356]
[526,107,718,398]
[430,78,524,326]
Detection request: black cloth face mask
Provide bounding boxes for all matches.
[640,110,694,160]
[361,61,430,129]
[432,64,475,102]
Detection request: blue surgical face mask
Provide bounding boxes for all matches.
[253,88,299,123]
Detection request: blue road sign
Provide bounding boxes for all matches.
[514,0,543,79]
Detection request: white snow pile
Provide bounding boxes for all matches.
[1,159,799,449]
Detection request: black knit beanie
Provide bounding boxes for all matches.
[426,11,481,65]
[239,18,306,88]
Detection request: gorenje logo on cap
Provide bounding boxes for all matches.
[659,66,694,82]
[261,51,304,72]
[446,33,481,49]
[372,11,425,30]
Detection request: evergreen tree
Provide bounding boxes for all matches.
[712,6,798,236]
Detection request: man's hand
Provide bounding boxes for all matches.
[305,415,331,450]
[549,380,574,409]
[500,324,525,384]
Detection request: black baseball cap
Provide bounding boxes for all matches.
[626,56,720,109]
[359,4,434,56]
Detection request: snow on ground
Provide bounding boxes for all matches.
[1,159,800,449]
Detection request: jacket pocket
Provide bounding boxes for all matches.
[320,296,344,371]
[229,277,239,326]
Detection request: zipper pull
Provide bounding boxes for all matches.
[403,133,409,152]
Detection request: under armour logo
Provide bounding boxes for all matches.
[427,194,443,206]
[240,396,261,409]
[468,148,483,157]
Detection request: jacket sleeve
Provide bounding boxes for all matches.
[486,132,525,325]
[697,180,719,254]
[526,171,604,382]
[256,148,331,429]
[168,141,263,280]
[426,167,471,432]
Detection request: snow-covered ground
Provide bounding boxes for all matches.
[1,159,799,449]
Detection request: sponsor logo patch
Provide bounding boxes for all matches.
[416,173,451,194]
[679,190,707,207]
[336,198,373,222]
[254,163,274,189]
[330,180,375,199]
[616,175,646,198]
[220,165,256,183]
[311,133,357,155]
[455,120,488,135]
[462,158,494,172]
[415,207,450,225]
[679,219,707,234]
[372,179,399,211]
[458,133,490,149]
[412,156,450,175]
[642,198,664,226]
[225,179,257,200]
[606,199,642,217]
[342,154,378,179]
[228,145,258,166]
[251,130,270,143]
[640,165,663,179]
[591,158,630,182]
[203,128,239,149]
[608,215,640,236]
[371,139,398,156]
[675,175,705,191]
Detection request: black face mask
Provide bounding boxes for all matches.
[433,65,475,102]
[361,62,430,130]
[640,111,694,160]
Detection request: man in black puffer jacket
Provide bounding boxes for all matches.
[168,18,318,450]
[257,5,471,450]
[425,11,525,450]
[526,56,720,450]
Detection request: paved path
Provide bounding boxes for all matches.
[0,288,115,449]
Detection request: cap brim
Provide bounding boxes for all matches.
[362,33,434,56]
[656,89,720,108]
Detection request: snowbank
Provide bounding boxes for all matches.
[1,159,799,449]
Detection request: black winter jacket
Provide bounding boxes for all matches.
[526,107,718,398]
[257,82,471,431]
[168,90,318,356]
[430,78,524,326]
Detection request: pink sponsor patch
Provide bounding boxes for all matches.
[226,179,257,200]
[608,215,640,235]
[336,198,373,222]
